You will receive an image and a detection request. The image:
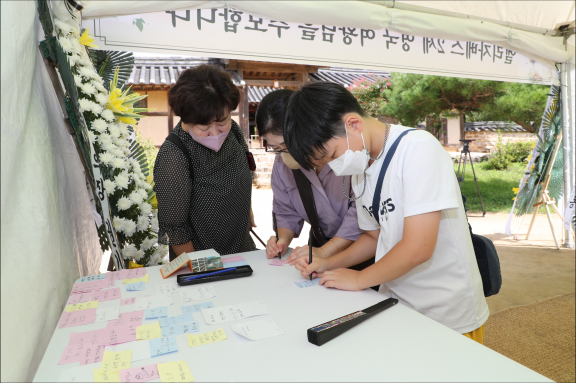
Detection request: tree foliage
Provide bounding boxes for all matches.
[352,73,549,133]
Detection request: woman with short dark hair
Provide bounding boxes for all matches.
[256,89,366,267]
[154,64,256,260]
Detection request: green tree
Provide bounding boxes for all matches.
[348,76,391,118]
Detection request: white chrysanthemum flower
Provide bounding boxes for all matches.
[133,249,145,261]
[99,152,114,164]
[90,102,103,115]
[138,188,149,199]
[70,26,80,36]
[74,74,84,87]
[121,243,137,259]
[140,202,152,215]
[59,37,73,53]
[113,216,124,230]
[111,158,127,170]
[102,142,118,153]
[113,138,128,148]
[101,109,115,122]
[79,67,95,79]
[68,54,79,67]
[87,131,96,143]
[98,133,112,143]
[118,124,130,138]
[93,81,106,92]
[149,253,162,266]
[95,93,109,106]
[123,219,137,237]
[80,82,96,96]
[55,19,72,34]
[151,218,159,233]
[129,191,144,205]
[115,173,130,189]
[91,118,108,133]
[137,215,149,232]
[140,237,155,251]
[118,148,129,157]
[117,196,132,211]
[108,124,120,138]
[142,182,153,191]
[78,98,92,112]
[71,39,84,55]
[103,179,116,194]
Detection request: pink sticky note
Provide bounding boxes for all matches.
[120,364,160,382]
[91,288,121,302]
[68,293,91,304]
[107,311,144,328]
[269,259,286,266]
[120,297,136,306]
[69,329,104,347]
[98,325,137,346]
[70,280,106,294]
[78,344,105,366]
[59,308,97,328]
[120,268,147,280]
[222,255,245,263]
[58,343,83,365]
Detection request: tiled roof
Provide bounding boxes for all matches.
[465,121,529,132]
[248,86,282,104]
[310,67,390,87]
[127,57,216,86]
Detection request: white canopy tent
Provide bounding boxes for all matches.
[1,1,574,381]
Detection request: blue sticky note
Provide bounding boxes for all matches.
[158,313,195,328]
[294,278,321,288]
[77,274,106,283]
[181,302,214,315]
[145,307,168,319]
[161,322,199,337]
[149,336,178,357]
[126,281,145,291]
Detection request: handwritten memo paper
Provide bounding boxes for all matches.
[119,364,160,383]
[95,306,120,323]
[67,293,91,304]
[106,341,150,363]
[157,361,195,382]
[179,285,217,303]
[123,274,149,284]
[135,295,172,311]
[59,308,97,328]
[181,302,214,315]
[231,318,285,341]
[79,345,105,366]
[187,328,227,348]
[70,280,105,294]
[161,322,199,337]
[149,336,178,357]
[100,350,132,374]
[92,370,121,383]
[269,259,286,266]
[136,322,162,340]
[201,300,272,324]
[120,297,137,306]
[158,313,195,328]
[294,278,321,288]
[92,288,121,302]
[156,284,179,295]
[120,268,147,280]
[145,307,168,319]
[65,301,99,312]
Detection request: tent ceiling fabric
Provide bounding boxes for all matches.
[79,1,574,67]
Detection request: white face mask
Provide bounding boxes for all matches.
[328,127,370,176]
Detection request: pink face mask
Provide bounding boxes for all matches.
[187,128,229,152]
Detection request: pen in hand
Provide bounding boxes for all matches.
[273,212,281,260]
[308,233,313,281]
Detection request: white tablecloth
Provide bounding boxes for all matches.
[33,249,550,382]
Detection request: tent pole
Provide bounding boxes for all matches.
[560,62,574,248]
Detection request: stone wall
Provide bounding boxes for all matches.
[465,131,536,153]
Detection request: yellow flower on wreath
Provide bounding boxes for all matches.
[79,28,98,48]
[106,67,155,124]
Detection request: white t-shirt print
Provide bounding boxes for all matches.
[352,125,489,334]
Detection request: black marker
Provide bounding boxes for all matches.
[273,212,281,259]
[308,234,313,281]
[307,298,398,346]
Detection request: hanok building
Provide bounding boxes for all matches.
[128,57,390,148]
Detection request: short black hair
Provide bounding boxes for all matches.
[284,82,366,170]
[168,64,240,125]
[255,89,295,137]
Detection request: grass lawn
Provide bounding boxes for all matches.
[454,161,526,213]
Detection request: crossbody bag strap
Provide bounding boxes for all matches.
[292,169,327,246]
[372,129,416,225]
[165,133,194,179]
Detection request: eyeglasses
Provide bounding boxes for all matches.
[265,146,288,154]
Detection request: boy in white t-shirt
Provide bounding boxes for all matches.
[283,82,489,343]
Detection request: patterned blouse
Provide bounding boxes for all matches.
[153,120,255,259]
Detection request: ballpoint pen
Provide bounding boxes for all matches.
[308,233,313,281]
[273,212,281,259]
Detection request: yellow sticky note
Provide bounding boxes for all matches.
[157,361,194,382]
[123,274,149,284]
[65,300,99,312]
[92,369,121,383]
[100,350,131,374]
[136,321,162,340]
[187,328,227,348]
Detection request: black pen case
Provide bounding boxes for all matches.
[177,265,253,286]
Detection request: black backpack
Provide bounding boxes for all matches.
[462,195,502,297]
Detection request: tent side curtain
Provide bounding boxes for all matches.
[77,0,574,67]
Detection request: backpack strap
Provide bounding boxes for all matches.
[165,133,194,179]
[292,169,327,247]
[372,129,415,225]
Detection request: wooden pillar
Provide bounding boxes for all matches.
[237,69,249,142]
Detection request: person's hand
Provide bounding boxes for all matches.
[266,236,287,259]
[286,245,325,265]
[250,207,256,228]
[319,269,362,291]
[294,256,330,279]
